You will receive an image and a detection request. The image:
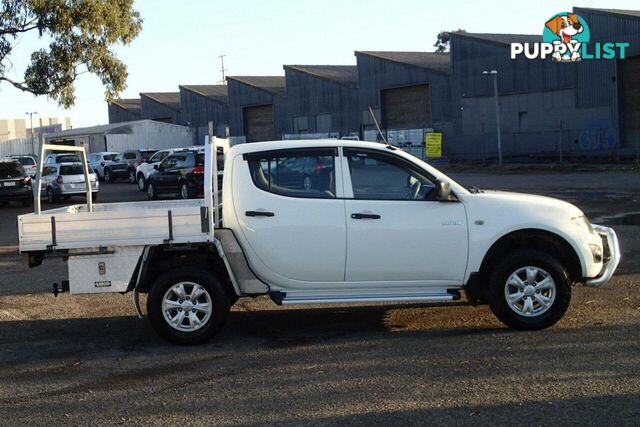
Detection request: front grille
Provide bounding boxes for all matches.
[599,233,611,264]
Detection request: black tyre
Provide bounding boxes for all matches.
[180,182,192,199]
[46,187,57,204]
[91,192,98,202]
[104,169,113,183]
[147,268,230,345]
[302,174,312,191]
[488,250,571,330]
[147,181,158,200]
[128,169,136,184]
[21,197,33,207]
[0,201,9,208]
[137,173,146,191]
[63,195,71,201]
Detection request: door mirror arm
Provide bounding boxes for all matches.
[433,180,457,202]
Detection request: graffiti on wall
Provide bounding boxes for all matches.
[578,118,618,151]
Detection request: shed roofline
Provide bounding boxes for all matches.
[283,65,358,88]
[225,76,286,97]
[354,51,451,75]
[178,85,228,104]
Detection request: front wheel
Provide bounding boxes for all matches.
[488,250,571,330]
[147,268,230,345]
[137,173,146,191]
[147,181,158,200]
[128,169,136,184]
[104,169,113,183]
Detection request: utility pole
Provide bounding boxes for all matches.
[218,54,227,85]
[482,70,502,166]
[25,111,38,154]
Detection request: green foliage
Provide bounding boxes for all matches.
[434,29,465,53]
[0,0,142,107]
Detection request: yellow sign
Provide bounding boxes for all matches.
[425,133,442,158]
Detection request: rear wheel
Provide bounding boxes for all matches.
[488,250,571,330]
[63,195,71,201]
[180,182,192,199]
[0,201,9,208]
[147,268,230,345]
[137,173,146,191]
[147,181,158,200]
[128,169,136,184]
[303,175,312,191]
[46,187,57,204]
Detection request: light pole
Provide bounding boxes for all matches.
[482,70,502,166]
[25,111,38,154]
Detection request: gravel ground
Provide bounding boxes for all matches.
[0,171,638,425]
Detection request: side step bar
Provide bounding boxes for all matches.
[271,290,461,305]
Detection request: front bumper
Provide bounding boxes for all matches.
[585,225,621,287]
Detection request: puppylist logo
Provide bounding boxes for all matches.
[511,12,629,62]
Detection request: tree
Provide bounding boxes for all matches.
[434,29,465,53]
[0,0,142,107]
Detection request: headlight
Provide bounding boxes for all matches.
[572,215,594,234]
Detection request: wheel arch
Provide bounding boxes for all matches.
[466,228,583,303]
[133,245,237,299]
[479,229,582,284]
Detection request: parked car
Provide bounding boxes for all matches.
[17,140,621,345]
[44,152,80,165]
[146,150,206,200]
[0,159,32,207]
[9,155,38,177]
[37,162,99,203]
[89,152,119,180]
[137,146,224,191]
[104,149,157,184]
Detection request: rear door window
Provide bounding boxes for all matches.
[123,152,136,160]
[57,154,80,163]
[246,148,337,199]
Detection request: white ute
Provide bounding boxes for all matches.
[17,138,621,344]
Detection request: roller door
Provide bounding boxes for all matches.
[381,84,431,129]
[621,56,640,149]
[244,104,274,142]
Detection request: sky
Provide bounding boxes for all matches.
[1,0,638,128]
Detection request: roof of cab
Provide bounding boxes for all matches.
[228,139,386,155]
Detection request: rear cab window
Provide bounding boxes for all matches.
[246,148,337,199]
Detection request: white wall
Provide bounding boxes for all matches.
[105,122,193,153]
[0,138,38,157]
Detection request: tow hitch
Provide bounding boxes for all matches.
[51,280,69,297]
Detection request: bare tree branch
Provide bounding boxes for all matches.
[0,76,37,94]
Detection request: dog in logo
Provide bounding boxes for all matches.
[545,13,584,61]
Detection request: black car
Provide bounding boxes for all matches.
[104,149,157,183]
[146,151,210,200]
[0,160,33,207]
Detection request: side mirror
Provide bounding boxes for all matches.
[435,180,453,201]
[153,164,159,170]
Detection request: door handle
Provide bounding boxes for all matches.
[351,213,381,220]
[246,210,275,217]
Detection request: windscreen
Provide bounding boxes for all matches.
[0,162,24,177]
[103,154,117,161]
[141,150,157,160]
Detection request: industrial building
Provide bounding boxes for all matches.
[179,84,229,144]
[107,6,640,160]
[140,92,182,124]
[108,99,141,123]
[45,120,192,153]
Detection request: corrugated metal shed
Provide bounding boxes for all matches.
[108,98,141,123]
[140,92,182,124]
[284,65,359,136]
[179,85,229,143]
